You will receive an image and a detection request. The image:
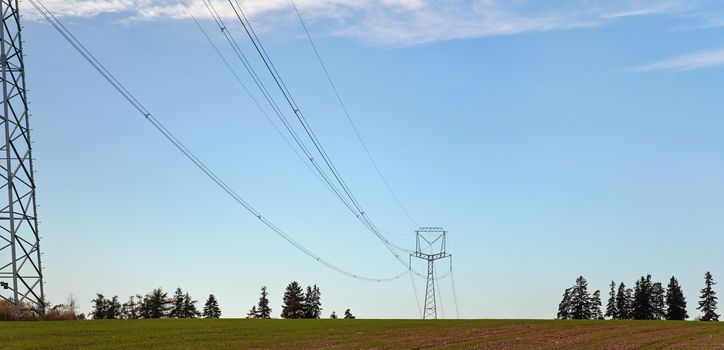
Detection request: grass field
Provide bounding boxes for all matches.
[2,319,724,349]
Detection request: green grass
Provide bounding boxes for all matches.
[1,319,723,349]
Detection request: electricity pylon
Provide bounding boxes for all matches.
[411,227,450,319]
[0,0,45,315]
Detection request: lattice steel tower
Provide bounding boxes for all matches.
[411,227,450,320]
[0,0,44,315]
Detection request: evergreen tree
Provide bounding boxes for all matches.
[605,280,618,320]
[145,288,172,319]
[281,281,305,319]
[182,292,200,318]
[256,286,272,319]
[203,294,221,318]
[137,294,151,319]
[169,288,185,318]
[106,296,121,319]
[330,311,338,319]
[91,294,120,319]
[698,271,719,321]
[557,288,572,320]
[624,287,635,319]
[590,290,604,320]
[121,296,140,319]
[91,293,107,320]
[633,276,654,320]
[570,276,591,320]
[650,282,665,320]
[557,288,571,320]
[344,309,355,319]
[247,305,258,318]
[303,285,313,318]
[615,283,627,320]
[303,285,322,319]
[665,276,688,320]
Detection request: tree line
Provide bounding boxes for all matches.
[246,281,355,319]
[558,272,718,321]
[90,281,355,320]
[91,287,220,319]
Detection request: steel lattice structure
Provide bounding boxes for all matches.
[411,227,450,319]
[0,0,44,315]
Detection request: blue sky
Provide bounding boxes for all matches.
[21,0,724,318]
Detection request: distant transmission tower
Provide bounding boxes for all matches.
[0,0,45,315]
[411,227,450,319]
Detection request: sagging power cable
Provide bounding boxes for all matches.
[289,0,418,227]
[224,0,420,274]
[28,0,408,283]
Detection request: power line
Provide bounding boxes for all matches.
[289,0,418,227]
[185,1,415,262]
[179,1,332,200]
[193,0,384,244]
[207,0,417,269]
[216,0,421,276]
[450,260,461,318]
[228,0,367,218]
[183,0,396,243]
[409,269,422,318]
[28,0,409,283]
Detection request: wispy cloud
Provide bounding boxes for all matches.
[601,1,686,19]
[26,0,704,46]
[634,48,724,72]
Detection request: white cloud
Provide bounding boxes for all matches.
[634,48,724,72]
[25,0,701,45]
[601,1,686,19]
[35,0,144,17]
[333,1,570,45]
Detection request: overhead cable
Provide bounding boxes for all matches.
[224,0,419,274]
[29,0,408,283]
[289,0,418,226]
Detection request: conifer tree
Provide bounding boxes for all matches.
[344,309,355,319]
[570,276,591,320]
[590,290,604,320]
[650,281,665,320]
[145,288,172,319]
[624,287,635,319]
[605,281,617,319]
[698,271,719,321]
[91,294,120,319]
[138,294,151,319]
[182,292,200,318]
[557,288,572,320]
[203,294,221,318]
[91,293,107,320]
[121,296,140,320]
[633,276,653,320]
[303,285,314,318]
[615,283,627,319]
[169,288,185,318]
[256,286,272,319]
[106,296,121,319]
[247,305,258,318]
[281,281,305,319]
[665,276,688,320]
[330,311,338,319]
[303,285,322,319]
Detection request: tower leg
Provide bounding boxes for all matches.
[423,259,436,319]
[0,0,44,316]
